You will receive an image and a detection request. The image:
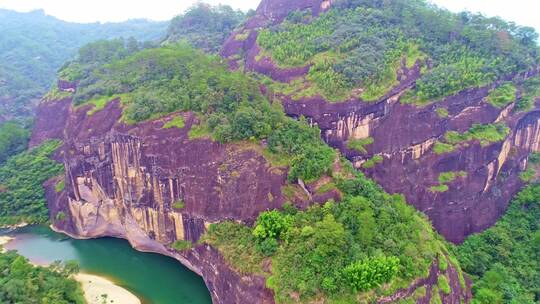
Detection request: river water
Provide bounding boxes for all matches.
[2,225,212,304]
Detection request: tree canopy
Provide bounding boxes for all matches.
[0,9,166,122]
[256,0,539,103]
[455,184,540,304]
[0,250,84,304]
[205,171,458,303]
[165,3,248,53]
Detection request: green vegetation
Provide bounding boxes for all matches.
[0,121,30,164]
[519,152,540,183]
[438,275,451,295]
[343,256,400,292]
[63,42,286,142]
[201,222,265,275]
[438,256,448,271]
[436,108,449,118]
[163,116,186,129]
[165,4,247,53]
[445,124,510,147]
[172,200,185,209]
[267,118,336,182]
[529,152,540,165]
[438,171,467,184]
[188,123,212,140]
[433,142,455,155]
[434,123,510,155]
[205,172,456,302]
[255,0,539,104]
[316,182,337,195]
[56,211,66,221]
[520,168,536,183]
[430,171,467,193]
[257,8,421,102]
[487,83,517,108]
[55,180,65,193]
[43,86,73,102]
[413,286,427,300]
[0,9,166,121]
[515,76,540,112]
[347,137,374,154]
[0,140,64,226]
[429,185,449,193]
[64,41,341,178]
[0,250,84,303]
[455,184,540,303]
[362,155,384,169]
[235,31,250,41]
[431,287,442,304]
[171,240,192,251]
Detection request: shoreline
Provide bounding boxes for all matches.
[1,233,142,304]
[0,236,14,252]
[75,273,142,304]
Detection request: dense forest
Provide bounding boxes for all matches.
[0,9,167,122]
[0,250,84,303]
[257,0,539,103]
[205,168,460,303]
[0,140,63,226]
[455,184,540,304]
[164,3,249,53]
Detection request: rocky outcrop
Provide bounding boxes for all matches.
[33,95,288,303]
[221,0,540,243]
[281,79,540,243]
[34,85,470,303]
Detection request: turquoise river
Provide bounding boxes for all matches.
[2,225,212,304]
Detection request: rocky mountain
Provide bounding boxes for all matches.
[222,0,540,243]
[24,0,540,303]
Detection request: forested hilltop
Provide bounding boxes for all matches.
[0,9,167,122]
[241,0,539,103]
[164,3,251,53]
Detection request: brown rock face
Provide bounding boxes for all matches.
[34,86,470,303]
[221,0,540,243]
[33,96,286,303]
[280,85,540,243]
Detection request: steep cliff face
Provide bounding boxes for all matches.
[221,0,540,243]
[33,80,471,303]
[32,93,288,303]
[280,80,540,243]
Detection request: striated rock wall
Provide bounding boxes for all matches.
[34,83,472,303]
[281,83,539,243]
[33,96,287,304]
[220,0,540,243]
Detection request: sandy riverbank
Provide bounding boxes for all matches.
[1,234,141,304]
[75,273,141,304]
[0,236,13,252]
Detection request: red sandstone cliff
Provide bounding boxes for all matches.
[26,0,528,302]
[32,81,470,303]
[221,0,540,244]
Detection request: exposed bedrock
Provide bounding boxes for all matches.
[220,0,540,243]
[32,97,286,304]
[283,87,540,243]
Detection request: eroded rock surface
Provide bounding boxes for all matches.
[33,95,286,303]
[221,0,540,243]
